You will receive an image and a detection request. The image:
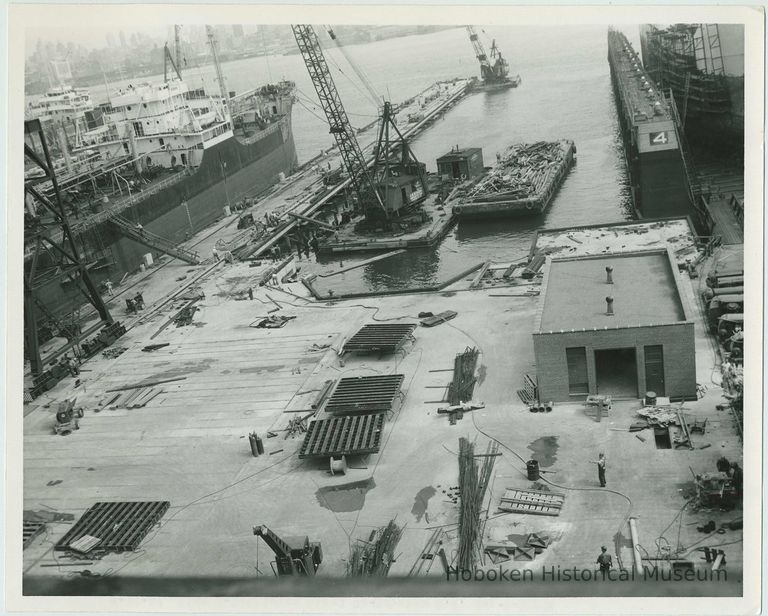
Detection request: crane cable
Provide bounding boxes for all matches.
[324,26,382,109]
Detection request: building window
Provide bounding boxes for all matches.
[159,138,164,146]
[566,347,589,395]
[132,122,145,137]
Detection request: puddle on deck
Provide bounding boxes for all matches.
[411,486,436,522]
[316,478,376,513]
[527,436,559,468]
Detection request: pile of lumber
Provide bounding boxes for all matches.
[469,142,566,201]
[457,438,499,571]
[346,519,403,577]
[102,387,163,409]
[447,347,479,406]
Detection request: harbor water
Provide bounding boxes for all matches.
[92,25,639,294]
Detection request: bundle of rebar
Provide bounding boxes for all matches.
[468,142,566,201]
[447,347,479,405]
[457,438,499,571]
[346,519,403,577]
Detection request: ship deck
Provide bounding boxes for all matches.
[21,219,743,590]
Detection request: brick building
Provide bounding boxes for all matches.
[532,249,697,402]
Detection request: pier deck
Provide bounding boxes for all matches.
[21,223,742,583]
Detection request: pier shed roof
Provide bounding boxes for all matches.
[535,249,691,332]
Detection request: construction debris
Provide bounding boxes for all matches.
[346,519,403,577]
[101,346,128,359]
[408,529,447,576]
[252,315,296,329]
[467,141,571,202]
[419,310,458,327]
[141,343,170,352]
[174,305,198,327]
[437,401,485,424]
[457,438,499,571]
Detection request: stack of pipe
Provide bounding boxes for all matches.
[457,438,499,571]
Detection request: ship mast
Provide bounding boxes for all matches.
[174,25,182,77]
[206,25,231,125]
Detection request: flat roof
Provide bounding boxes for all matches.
[436,147,482,161]
[537,250,688,332]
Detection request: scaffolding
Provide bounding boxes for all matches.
[642,24,731,118]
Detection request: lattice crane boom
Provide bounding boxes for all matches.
[466,25,492,79]
[291,24,385,217]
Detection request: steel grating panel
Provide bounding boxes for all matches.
[342,324,416,353]
[299,414,385,458]
[324,374,405,415]
[23,521,45,549]
[55,501,170,554]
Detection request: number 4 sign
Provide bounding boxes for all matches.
[649,131,669,145]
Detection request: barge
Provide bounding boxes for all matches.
[453,139,575,218]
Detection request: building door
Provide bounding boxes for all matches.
[566,347,589,395]
[644,345,666,396]
[452,161,460,178]
[595,348,638,398]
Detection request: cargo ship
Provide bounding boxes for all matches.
[453,140,575,218]
[24,73,297,312]
[639,24,744,156]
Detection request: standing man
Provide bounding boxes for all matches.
[247,287,254,301]
[596,546,612,575]
[104,280,114,297]
[591,453,607,487]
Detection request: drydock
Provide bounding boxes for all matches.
[21,26,745,597]
[607,30,698,223]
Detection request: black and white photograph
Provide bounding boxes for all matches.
[4,3,763,614]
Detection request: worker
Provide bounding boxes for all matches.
[731,462,743,495]
[248,287,254,301]
[596,546,612,574]
[68,356,80,377]
[134,292,144,311]
[212,247,220,261]
[126,298,136,314]
[591,453,607,487]
[136,223,144,235]
[104,280,114,296]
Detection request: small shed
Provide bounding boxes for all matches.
[437,147,484,180]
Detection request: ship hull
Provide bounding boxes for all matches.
[34,113,297,312]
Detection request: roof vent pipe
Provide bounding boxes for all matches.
[606,266,614,284]
[606,296,614,316]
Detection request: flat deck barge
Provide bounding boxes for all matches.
[453,140,575,218]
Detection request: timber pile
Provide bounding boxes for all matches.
[447,347,479,405]
[468,142,566,201]
[457,438,499,571]
[102,387,163,409]
[346,519,403,577]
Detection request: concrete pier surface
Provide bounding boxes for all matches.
[22,227,742,584]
